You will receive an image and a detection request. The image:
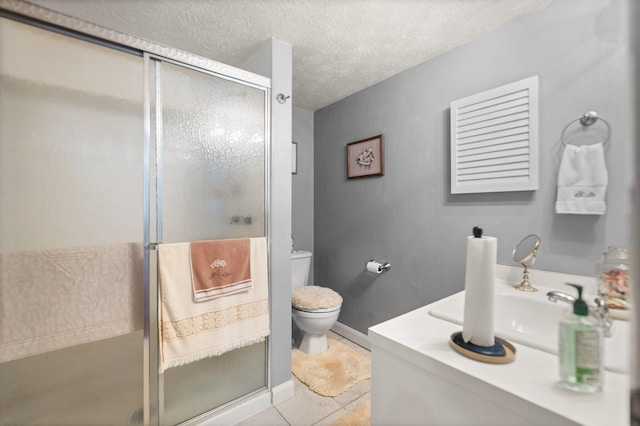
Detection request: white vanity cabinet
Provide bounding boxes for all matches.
[368,269,629,426]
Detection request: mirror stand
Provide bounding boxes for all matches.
[514,264,537,292]
[512,233,541,292]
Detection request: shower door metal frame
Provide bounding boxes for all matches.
[0,2,273,425]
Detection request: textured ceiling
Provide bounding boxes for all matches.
[29,0,553,111]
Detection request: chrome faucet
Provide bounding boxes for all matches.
[546,290,613,337]
[593,296,614,337]
[546,290,576,305]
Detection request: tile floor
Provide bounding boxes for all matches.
[238,332,371,426]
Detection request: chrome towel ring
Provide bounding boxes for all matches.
[561,111,611,146]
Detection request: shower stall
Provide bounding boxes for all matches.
[0,4,271,425]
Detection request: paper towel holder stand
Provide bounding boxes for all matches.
[450,332,516,364]
[512,233,541,292]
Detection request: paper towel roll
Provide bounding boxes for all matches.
[366,261,383,274]
[462,235,497,347]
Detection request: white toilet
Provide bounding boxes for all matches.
[291,250,342,355]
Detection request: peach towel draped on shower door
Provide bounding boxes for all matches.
[190,238,252,302]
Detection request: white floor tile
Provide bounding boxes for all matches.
[313,408,348,426]
[276,379,342,426]
[236,407,289,426]
[240,334,372,426]
[333,379,371,407]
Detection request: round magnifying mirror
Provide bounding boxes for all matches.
[512,234,541,292]
[512,234,541,267]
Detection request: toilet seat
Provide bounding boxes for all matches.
[292,286,342,311]
[292,305,341,314]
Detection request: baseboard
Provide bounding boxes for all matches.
[331,321,370,351]
[195,390,271,426]
[271,379,295,405]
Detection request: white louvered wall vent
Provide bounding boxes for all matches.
[450,76,539,194]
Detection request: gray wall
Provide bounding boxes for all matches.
[292,105,315,278]
[314,0,635,334]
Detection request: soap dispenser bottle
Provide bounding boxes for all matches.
[558,283,603,392]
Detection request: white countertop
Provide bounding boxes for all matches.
[368,267,630,426]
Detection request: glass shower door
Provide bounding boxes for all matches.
[0,17,145,425]
[151,59,268,425]
[1,9,270,425]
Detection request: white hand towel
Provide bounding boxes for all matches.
[555,143,608,215]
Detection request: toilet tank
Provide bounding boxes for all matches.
[291,250,312,289]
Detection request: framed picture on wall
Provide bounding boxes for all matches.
[347,134,384,179]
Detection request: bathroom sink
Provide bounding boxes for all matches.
[429,283,630,373]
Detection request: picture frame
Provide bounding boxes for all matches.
[292,142,298,175]
[347,134,384,179]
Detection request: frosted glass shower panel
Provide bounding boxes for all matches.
[0,18,144,250]
[0,17,144,426]
[156,60,268,424]
[161,62,266,242]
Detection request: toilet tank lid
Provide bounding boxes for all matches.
[292,249,312,259]
[292,286,342,310]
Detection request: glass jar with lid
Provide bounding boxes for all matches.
[597,245,631,310]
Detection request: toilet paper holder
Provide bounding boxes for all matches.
[367,259,391,272]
